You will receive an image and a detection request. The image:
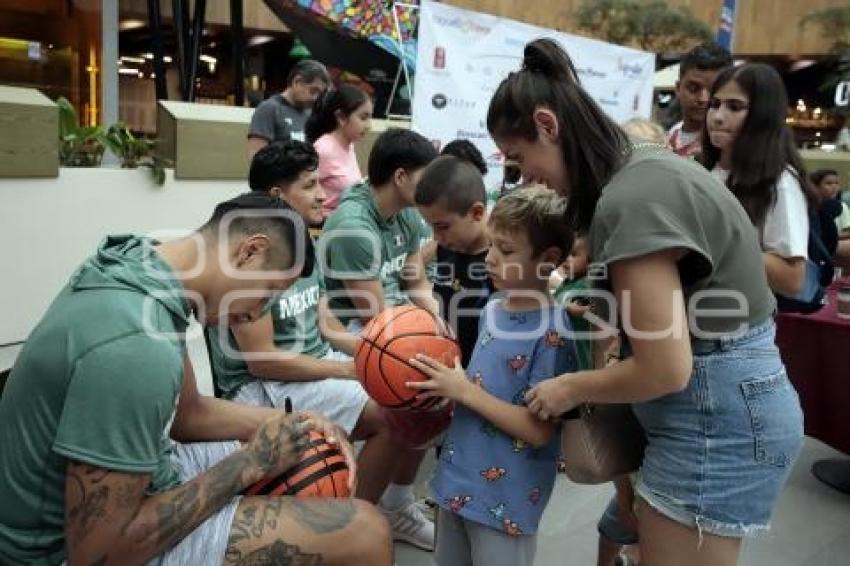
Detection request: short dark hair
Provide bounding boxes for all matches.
[200,192,314,277]
[810,168,839,187]
[415,155,486,215]
[440,139,488,176]
[679,43,732,78]
[286,59,330,87]
[249,140,319,193]
[305,84,370,144]
[367,128,438,187]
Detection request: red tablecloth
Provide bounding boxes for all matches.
[775,279,850,455]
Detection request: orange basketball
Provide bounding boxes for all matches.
[244,430,350,498]
[355,305,461,410]
[382,401,454,449]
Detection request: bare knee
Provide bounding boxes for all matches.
[347,500,392,565]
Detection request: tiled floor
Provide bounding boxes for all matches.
[395,438,850,566]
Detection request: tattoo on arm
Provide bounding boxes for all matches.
[145,450,256,547]
[66,465,113,541]
[153,483,202,545]
[66,448,257,563]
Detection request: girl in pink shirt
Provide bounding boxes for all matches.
[305,84,373,217]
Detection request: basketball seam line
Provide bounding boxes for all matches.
[284,461,349,496]
[255,445,344,494]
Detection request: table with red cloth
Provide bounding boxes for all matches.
[775,278,850,493]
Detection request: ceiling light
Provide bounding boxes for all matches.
[119,19,146,31]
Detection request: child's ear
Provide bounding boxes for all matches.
[468,202,487,222]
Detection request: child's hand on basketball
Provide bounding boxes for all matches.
[407,354,471,403]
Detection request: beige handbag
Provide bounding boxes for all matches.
[560,403,647,485]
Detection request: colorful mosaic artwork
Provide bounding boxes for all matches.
[284,0,419,70]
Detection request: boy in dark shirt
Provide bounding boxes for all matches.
[415,155,494,366]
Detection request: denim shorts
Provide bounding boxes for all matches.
[632,320,804,538]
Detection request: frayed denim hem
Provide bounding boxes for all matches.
[636,482,771,541]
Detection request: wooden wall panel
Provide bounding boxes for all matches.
[443,0,847,56]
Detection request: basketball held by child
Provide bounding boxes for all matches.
[244,430,351,498]
[381,401,454,449]
[355,305,461,410]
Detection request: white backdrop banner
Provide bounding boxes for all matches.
[412,0,655,191]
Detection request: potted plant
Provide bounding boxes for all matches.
[57,97,105,167]
[102,123,167,186]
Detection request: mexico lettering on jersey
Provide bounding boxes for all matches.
[380,253,408,279]
[278,284,320,319]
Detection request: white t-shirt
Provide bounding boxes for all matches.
[837,201,850,233]
[666,121,702,157]
[712,167,809,259]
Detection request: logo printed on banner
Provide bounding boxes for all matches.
[457,129,489,140]
[433,14,492,36]
[432,93,477,111]
[414,0,654,192]
[618,57,645,79]
[575,66,607,79]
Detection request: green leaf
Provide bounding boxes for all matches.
[56,96,78,140]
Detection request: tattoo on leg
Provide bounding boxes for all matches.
[225,539,322,566]
[287,499,356,535]
[89,556,108,566]
[224,497,354,565]
[228,499,284,547]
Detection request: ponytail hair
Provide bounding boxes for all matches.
[305,84,370,144]
[487,38,631,233]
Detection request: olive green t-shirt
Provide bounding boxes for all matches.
[0,236,188,565]
[208,249,329,398]
[588,148,776,337]
[320,182,429,325]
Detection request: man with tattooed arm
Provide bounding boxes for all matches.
[0,194,392,565]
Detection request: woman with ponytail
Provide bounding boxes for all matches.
[305,84,373,217]
[488,39,802,565]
